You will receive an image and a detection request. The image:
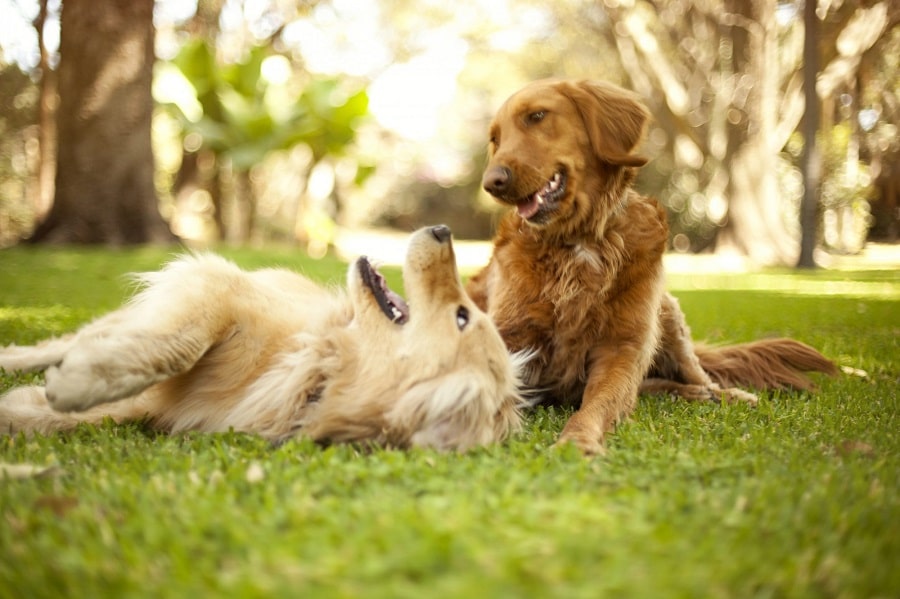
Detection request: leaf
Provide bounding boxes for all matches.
[245,461,265,483]
[0,463,60,479]
[227,141,276,171]
[33,495,79,516]
[835,440,876,457]
[163,48,370,167]
[171,39,217,97]
[191,116,233,150]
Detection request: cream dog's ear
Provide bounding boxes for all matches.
[558,79,651,167]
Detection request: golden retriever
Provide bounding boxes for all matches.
[467,79,837,455]
[0,226,525,451]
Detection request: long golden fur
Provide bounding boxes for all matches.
[467,79,837,455]
[1,226,525,451]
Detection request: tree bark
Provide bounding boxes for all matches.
[715,0,798,264]
[30,0,172,244]
[34,0,56,221]
[797,0,820,268]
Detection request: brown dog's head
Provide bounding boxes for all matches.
[482,79,650,230]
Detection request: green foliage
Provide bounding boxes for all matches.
[0,64,40,246]
[298,78,370,161]
[783,124,875,251]
[1,247,898,598]
[817,124,875,213]
[161,40,370,170]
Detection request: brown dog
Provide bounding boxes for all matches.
[466,79,837,455]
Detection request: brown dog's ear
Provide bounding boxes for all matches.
[559,80,650,167]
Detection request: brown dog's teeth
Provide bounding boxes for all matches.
[514,172,566,220]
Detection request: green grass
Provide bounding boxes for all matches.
[1,245,898,598]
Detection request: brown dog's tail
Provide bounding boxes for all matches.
[696,338,838,391]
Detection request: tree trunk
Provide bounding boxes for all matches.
[34,0,56,221]
[30,0,172,244]
[716,0,798,265]
[797,0,820,268]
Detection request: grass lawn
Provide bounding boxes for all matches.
[1,244,898,598]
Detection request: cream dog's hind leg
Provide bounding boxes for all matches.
[0,309,138,375]
[48,313,219,412]
[0,334,79,374]
[1,301,220,414]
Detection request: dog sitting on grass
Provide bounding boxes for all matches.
[0,225,526,451]
[467,78,837,455]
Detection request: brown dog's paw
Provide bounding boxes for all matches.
[553,431,607,457]
[686,383,758,406]
[681,384,724,401]
[716,387,759,406]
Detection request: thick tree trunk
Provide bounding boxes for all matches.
[34,0,56,221]
[30,0,172,244]
[716,0,798,265]
[797,0,820,268]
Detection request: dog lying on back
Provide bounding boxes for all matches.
[0,225,525,451]
[467,78,837,455]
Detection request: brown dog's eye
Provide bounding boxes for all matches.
[456,306,469,330]
[488,126,499,147]
[527,111,546,124]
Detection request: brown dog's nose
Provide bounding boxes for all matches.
[483,165,511,197]
[430,224,451,243]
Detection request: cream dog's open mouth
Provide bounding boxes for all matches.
[516,170,567,220]
[357,257,409,324]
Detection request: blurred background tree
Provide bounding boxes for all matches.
[28,0,173,244]
[598,0,897,263]
[159,39,369,246]
[0,0,897,264]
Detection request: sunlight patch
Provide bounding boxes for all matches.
[665,275,900,299]
[0,306,82,335]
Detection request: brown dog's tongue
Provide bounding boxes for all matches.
[517,195,541,219]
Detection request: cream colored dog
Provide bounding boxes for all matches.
[0,226,525,450]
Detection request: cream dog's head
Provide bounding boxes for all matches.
[307,225,526,451]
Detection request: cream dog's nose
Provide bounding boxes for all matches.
[430,225,451,243]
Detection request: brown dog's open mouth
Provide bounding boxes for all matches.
[516,170,567,220]
[358,257,409,324]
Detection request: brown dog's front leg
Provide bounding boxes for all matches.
[556,346,646,456]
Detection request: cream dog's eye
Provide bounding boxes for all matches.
[456,306,469,330]
[528,110,546,124]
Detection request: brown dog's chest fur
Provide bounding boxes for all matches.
[471,191,668,404]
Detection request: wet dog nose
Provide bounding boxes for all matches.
[430,225,451,243]
[483,165,511,196]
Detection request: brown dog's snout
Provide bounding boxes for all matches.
[483,165,512,197]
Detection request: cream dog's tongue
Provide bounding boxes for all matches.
[385,288,408,322]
